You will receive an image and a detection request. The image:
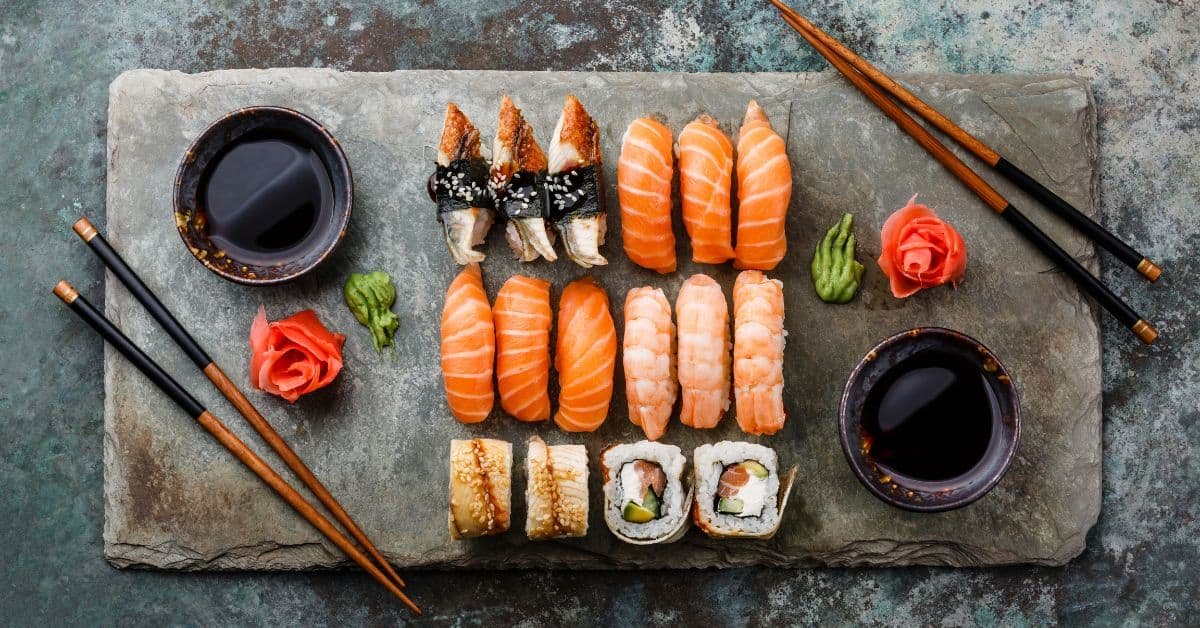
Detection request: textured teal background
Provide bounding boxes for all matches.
[1,1,1196,624]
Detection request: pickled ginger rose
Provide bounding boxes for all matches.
[250,306,345,402]
[877,195,967,298]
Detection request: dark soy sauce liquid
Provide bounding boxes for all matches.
[200,135,334,265]
[862,350,999,481]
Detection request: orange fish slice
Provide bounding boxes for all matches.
[678,115,735,264]
[734,101,792,270]
[493,275,552,422]
[441,263,494,423]
[618,117,676,274]
[554,277,616,432]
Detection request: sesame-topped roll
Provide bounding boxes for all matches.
[525,436,589,540]
[449,438,512,540]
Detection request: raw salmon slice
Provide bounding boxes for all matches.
[678,115,735,264]
[554,277,616,432]
[618,117,676,273]
[493,275,552,422]
[441,263,494,423]
[734,101,792,270]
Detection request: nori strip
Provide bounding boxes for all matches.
[430,158,492,218]
[544,165,601,227]
[495,170,546,220]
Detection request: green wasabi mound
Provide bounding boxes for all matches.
[811,213,865,304]
[343,271,399,352]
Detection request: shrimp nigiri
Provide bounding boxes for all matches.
[675,274,731,428]
[623,287,677,440]
[734,101,792,270]
[677,115,735,264]
[441,263,494,423]
[554,277,616,432]
[548,95,607,268]
[432,104,494,265]
[618,117,676,274]
[493,275,552,422]
[490,96,557,262]
[732,270,786,435]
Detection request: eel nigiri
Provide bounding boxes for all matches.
[675,274,731,428]
[618,117,676,274]
[554,277,616,432]
[493,275,552,422]
[432,103,494,265]
[677,115,735,264]
[441,263,494,423]
[734,101,792,270]
[732,270,786,435]
[490,96,557,262]
[547,95,607,268]
[623,287,678,440]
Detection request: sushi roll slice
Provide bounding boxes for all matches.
[490,96,558,262]
[692,441,797,539]
[601,441,692,545]
[432,103,494,265]
[547,95,607,268]
[448,438,512,540]
[525,436,589,540]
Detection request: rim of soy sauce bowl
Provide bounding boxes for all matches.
[172,105,353,286]
[838,327,1022,513]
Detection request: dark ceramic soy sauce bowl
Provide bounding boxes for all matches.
[173,106,352,286]
[838,327,1021,513]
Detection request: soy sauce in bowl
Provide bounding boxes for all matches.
[201,136,335,266]
[173,106,352,286]
[839,327,1021,512]
[860,350,999,482]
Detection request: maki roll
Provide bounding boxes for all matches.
[601,441,692,545]
[525,436,589,540]
[692,441,797,539]
[448,438,512,540]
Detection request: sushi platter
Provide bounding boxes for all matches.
[101,68,1103,570]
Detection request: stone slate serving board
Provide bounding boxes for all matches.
[103,69,1101,570]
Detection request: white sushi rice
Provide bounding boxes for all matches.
[602,441,689,543]
[693,441,784,538]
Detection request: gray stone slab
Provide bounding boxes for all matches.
[103,69,1100,570]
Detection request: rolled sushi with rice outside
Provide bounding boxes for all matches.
[601,441,692,545]
[692,441,797,539]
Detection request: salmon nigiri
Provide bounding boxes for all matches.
[732,270,786,435]
[554,277,616,432]
[623,287,677,440]
[678,115,735,264]
[734,101,792,270]
[433,104,494,265]
[675,274,731,428]
[493,275,552,422]
[441,263,494,423]
[548,95,607,268]
[618,117,676,273]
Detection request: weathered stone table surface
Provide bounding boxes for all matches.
[1,1,1196,624]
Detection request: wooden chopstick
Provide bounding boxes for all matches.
[71,217,408,591]
[52,281,420,614]
[768,2,1158,344]
[766,0,1162,283]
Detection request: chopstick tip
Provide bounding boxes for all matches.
[53,280,79,304]
[72,216,98,242]
[1137,258,1162,282]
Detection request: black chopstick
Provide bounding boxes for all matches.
[770,4,1158,344]
[71,216,409,591]
[766,0,1162,282]
[52,280,420,614]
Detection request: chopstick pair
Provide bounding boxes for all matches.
[767,0,1160,344]
[58,218,420,615]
